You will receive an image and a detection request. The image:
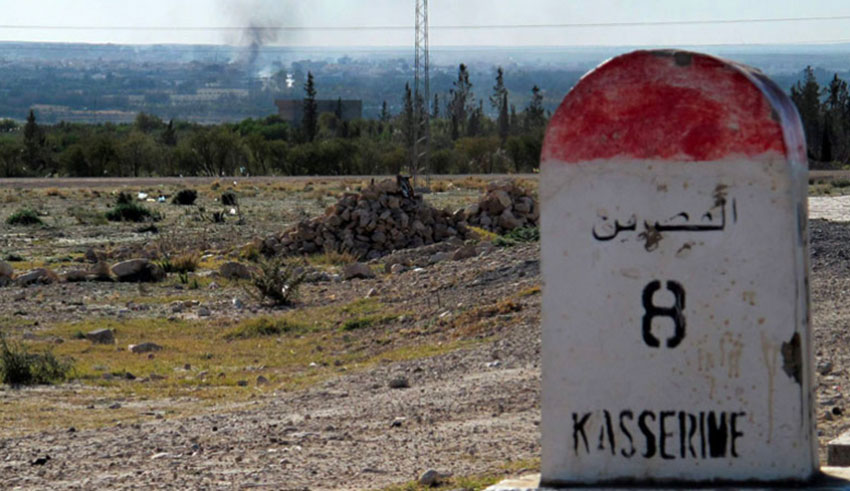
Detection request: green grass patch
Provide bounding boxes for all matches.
[1,336,71,386]
[494,227,540,247]
[340,314,399,331]
[224,316,312,340]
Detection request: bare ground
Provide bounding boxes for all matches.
[0,184,850,489]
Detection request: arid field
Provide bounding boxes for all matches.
[0,174,849,489]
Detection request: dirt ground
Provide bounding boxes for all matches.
[0,180,849,490]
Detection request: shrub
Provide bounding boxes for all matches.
[116,192,133,205]
[6,208,42,226]
[171,189,198,205]
[0,336,71,386]
[161,252,199,274]
[106,202,158,222]
[246,256,306,306]
[221,191,238,206]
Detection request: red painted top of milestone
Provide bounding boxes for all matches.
[542,50,804,163]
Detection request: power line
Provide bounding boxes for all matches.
[2,15,850,32]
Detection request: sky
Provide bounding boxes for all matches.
[1,0,850,47]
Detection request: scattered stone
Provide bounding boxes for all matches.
[388,376,410,389]
[232,298,244,309]
[237,380,248,387]
[343,263,376,280]
[219,261,252,280]
[85,328,114,345]
[150,452,171,460]
[465,180,539,234]
[198,306,211,317]
[418,469,440,486]
[452,244,478,261]
[262,178,474,260]
[365,288,377,298]
[15,268,59,286]
[111,259,164,283]
[390,263,405,274]
[108,403,121,409]
[257,375,269,386]
[129,342,163,354]
[818,360,834,376]
[30,455,50,466]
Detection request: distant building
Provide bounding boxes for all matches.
[274,99,362,126]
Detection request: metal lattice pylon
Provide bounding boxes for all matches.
[413,0,430,187]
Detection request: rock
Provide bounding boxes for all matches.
[819,360,834,376]
[390,263,406,274]
[343,263,375,280]
[198,306,211,317]
[0,260,13,278]
[232,298,244,309]
[112,259,164,283]
[452,244,478,261]
[85,328,114,345]
[237,380,248,387]
[498,209,524,231]
[30,456,50,466]
[129,342,163,354]
[388,376,409,389]
[429,252,449,264]
[257,375,269,385]
[63,269,90,282]
[365,288,377,298]
[418,469,440,486]
[15,268,59,286]
[219,262,252,280]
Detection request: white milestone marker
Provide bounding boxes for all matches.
[540,50,815,485]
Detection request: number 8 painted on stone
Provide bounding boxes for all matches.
[641,280,686,348]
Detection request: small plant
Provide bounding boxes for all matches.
[106,194,158,223]
[178,271,189,284]
[246,256,306,306]
[0,335,71,386]
[6,208,42,226]
[494,226,540,247]
[171,189,198,205]
[221,191,238,206]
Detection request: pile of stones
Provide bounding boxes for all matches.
[263,179,475,260]
[460,180,539,234]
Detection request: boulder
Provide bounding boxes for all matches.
[86,329,114,345]
[343,263,376,280]
[219,262,252,280]
[112,259,164,283]
[0,260,13,278]
[15,268,59,286]
[129,342,163,354]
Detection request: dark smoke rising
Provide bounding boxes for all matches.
[220,0,297,68]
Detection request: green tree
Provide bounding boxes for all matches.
[161,119,177,146]
[22,109,47,174]
[303,71,318,142]
[134,112,164,133]
[524,85,546,131]
[119,131,158,177]
[790,66,823,161]
[402,83,416,166]
[380,100,390,123]
[448,64,473,140]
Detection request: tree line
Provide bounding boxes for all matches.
[0,64,547,178]
[791,66,850,167]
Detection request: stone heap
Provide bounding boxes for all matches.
[461,180,539,234]
[263,179,474,260]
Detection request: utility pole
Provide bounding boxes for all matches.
[413,0,430,188]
